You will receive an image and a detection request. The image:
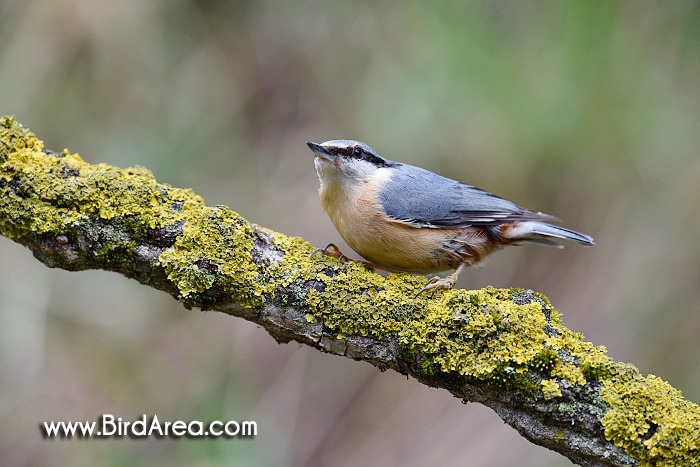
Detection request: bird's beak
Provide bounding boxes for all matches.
[306,141,334,161]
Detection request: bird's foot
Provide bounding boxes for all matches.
[416,263,466,297]
[416,275,458,297]
[312,243,350,262]
[312,243,383,271]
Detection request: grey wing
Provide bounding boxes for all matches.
[377,164,555,227]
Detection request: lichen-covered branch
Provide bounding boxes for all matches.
[1,116,698,466]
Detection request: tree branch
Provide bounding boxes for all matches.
[1,116,698,466]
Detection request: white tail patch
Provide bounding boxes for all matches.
[500,221,594,246]
[500,221,542,239]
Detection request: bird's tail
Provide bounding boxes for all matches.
[499,221,594,247]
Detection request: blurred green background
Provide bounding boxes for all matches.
[1,0,700,465]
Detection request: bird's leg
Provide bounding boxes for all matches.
[312,243,386,271]
[416,262,466,297]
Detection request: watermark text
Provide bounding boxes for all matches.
[41,414,257,439]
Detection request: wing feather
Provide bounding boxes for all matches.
[377,163,554,228]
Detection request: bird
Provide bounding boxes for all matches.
[306,140,594,295]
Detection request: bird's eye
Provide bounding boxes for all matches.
[352,146,362,157]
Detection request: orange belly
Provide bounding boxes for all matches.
[320,177,496,274]
[343,219,494,274]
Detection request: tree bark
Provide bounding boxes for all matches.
[2,116,699,466]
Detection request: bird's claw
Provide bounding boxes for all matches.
[312,243,383,271]
[312,243,350,262]
[415,263,466,297]
[415,272,460,297]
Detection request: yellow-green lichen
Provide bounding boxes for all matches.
[289,248,700,462]
[306,270,426,338]
[545,325,610,387]
[290,242,700,462]
[0,116,204,238]
[285,239,600,394]
[541,379,562,400]
[268,232,329,285]
[158,207,263,305]
[265,232,428,336]
[601,372,700,465]
[0,116,266,305]
[399,287,548,380]
[291,257,566,393]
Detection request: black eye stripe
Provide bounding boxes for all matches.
[362,152,388,166]
[333,145,393,167]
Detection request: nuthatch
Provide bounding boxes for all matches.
[307,140,594,294]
